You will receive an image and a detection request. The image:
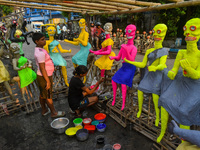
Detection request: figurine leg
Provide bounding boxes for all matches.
[137,90,144,118]
[73,63,78,68]
[61,66,69,87]
[157,106,169,143]
[121,84,127,110]
[3,81,15,101]
[100,69,105,77]
[152,93,160,126]
[111,80,117,106]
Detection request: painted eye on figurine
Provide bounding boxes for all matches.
[54,30,56,32]
[183,26,187,31]
[128,30,132,33]
[157,30,161,34]
[80,22,82,24]
[49,29,52,31]
[152,29,155,33]
[190,26,196,31]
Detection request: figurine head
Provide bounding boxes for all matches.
[183,18,200,43]
[120,29,122,32]
[147,36,150,39]
[104,23,113,34]
[136,31,139,34]
[143,31,146,34]
[124,35,126,38]
[149,31,152,34]
[79,18,86,29]
[10,43,20,56]
[113,33,116,37]
[152,24,167,42]
[137,36,140,40]
[14,29,22,39]
[117,28,119,32]
[125,24,136,40]
[46,26,56,37]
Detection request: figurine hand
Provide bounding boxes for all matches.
[109,56,114,60]
[89,49,94,53]
[64,39,69,43]
[167,70,176,80]
[180,59,191,70]
[68,49,71,53]
[168,120,179,134]
[148,66,157,72]
[73,38,78,41]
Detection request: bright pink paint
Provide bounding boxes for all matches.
[110,24,137,110]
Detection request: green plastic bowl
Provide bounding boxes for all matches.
[73,118,83,126]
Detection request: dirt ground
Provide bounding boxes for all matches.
[0,38,179,150]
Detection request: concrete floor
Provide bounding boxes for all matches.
[0,38,178,150]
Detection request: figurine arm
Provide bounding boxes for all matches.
[94,46,111,55]
[12,59,26,71]
[148,55,167,72]
[124,51,149,68]
[57,44,71,53]
[180,59,200,80]
[75,32,89,46]
[167,51,183,80]
[109,48,122,61]
[168,120,200,147]
[64,39,79,46]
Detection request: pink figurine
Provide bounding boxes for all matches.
[90,23,116,77]
[109,24,137,110]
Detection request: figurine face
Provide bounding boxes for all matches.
[117,28,119,32]
[14,29,22,38]
[136,31,139,34]
[104,23,112,34]
[125,24,136,39]
[183,18,200,43]
[152,24,167,42]
[10,43,20,55]
[46,26,56,37]
[79,18,86,29]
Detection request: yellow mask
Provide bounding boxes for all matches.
[79,18,86,29]
[153,24,167,42]
[46,26,56,37]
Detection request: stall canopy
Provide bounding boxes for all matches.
[0,0,200,15]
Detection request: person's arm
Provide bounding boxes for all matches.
[168,120,200,147]
[82,78,104,96]
[39,63,51,90]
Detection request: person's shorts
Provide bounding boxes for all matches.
[78,97,89,109]
[37,75,53,99]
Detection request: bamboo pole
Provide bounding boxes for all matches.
[99,1,141,9]
[62,0,161,6]
[7,0,116,11]
[65,1,127,10]
[89,0,200,15]
[0,0,94,12]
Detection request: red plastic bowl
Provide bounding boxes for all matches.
[83,118,92,125]
[94,113,106,122]
[84,125,96,133]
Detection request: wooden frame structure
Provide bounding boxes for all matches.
[0,0,200,16]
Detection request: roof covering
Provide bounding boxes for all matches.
[0,0,200,15]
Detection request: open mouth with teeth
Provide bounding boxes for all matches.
[154,37,162,41]
[185,37,197,41]
[127,36,133,39]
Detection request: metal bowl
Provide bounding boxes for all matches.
[50,117,69,134]
[76,129,89,141]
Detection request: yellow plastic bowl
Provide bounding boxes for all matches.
[65,127,78,137]
[75,125,83,130]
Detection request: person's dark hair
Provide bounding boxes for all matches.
[73,65,88,76]
[32,32,45,44]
